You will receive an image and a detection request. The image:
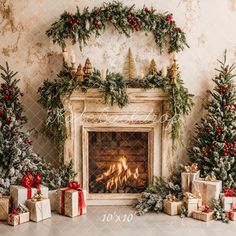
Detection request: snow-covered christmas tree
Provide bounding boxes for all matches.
[0,63,75,194]
[189,54,236,188]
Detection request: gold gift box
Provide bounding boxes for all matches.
[163,199,183,216]
[192,211,214,222]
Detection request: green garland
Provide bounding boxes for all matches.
[46,1,189,53]
[38,68,193,153]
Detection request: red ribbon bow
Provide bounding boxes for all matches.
[224,188,236,197]
[202,205,211,213]
[21,172,42,199]
[61,181,86,216]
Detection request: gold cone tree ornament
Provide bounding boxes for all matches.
[83,58,93,76]
[76,64,84,82]
[123,48,136,80]
[148,59,157,74]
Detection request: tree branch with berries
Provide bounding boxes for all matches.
[189,53,236,188]
[46,1,189,53]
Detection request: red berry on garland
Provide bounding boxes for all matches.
[224,66,228,73]
[5,95,9,100]
[0,110,4,115]
[6,117,11,123]
[20,92,24,96]
[131,25,135,29]
[205,152,208,157]
[135,27,139,31]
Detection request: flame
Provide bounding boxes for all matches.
[96,155,139,192]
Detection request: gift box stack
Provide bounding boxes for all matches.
[182,163,222,222]
[163,163,223,222]
[0,172,86,226]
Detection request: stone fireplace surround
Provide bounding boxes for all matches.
[62,88,173,205]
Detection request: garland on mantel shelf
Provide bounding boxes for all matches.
[38,67,194,153]
[46,1,189,53]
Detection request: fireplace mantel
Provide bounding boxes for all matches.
[62,88,173,205]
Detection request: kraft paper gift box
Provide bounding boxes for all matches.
[163,199,183,216]
[0,196,10,220]
[183,196,202,217]
[26,198,51,222]
[181,170,200,192]
[57,188,87,217]
[192,179,222,208]
[10,185,48,208]
[48,190,58,212]
[8,212,30,226]
[192,211,214,222]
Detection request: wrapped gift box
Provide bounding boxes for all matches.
[192,179,222,208]
[221,195,236,211]
[57,188,87,217]
[163,199,183,216]
[183,195,202,217]
[181,170,200,192]
[8,212,29,226]
[192,211,214,222]
[48,190,57,212]
[0,196,10,220]
[226,211,236,221]
[26,198,51,222]
[10,185,48,208]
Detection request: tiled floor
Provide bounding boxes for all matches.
[1,206,236,236]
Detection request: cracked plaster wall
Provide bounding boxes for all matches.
[1,0,236,167]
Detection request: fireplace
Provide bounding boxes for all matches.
[62,88,173,205]
[88,131,149,194]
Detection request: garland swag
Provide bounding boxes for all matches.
[46,1,188,53]
[38,68,194,152]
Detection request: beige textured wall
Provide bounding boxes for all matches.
[1,0,236,166]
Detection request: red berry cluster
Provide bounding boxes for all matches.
[223,140,236,157]
[201,147,209,157]
[6,117,11,123]
[93,20,102,29]
[216,126,224,136]
[218,86,228,94]
[66,13,79,29]
[25,140,33,145]
[165,13,174,23]
[127,11,142,31]
[144,7,151,14]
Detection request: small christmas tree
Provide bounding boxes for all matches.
[148,59,157,74]
[123,48,136,80]
[189,53,236,188]
[0,63,75,194]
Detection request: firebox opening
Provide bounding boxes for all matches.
[89,131,148,193]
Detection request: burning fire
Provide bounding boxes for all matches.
[96,155,139,192]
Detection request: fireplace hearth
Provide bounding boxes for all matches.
[62,88,173,205]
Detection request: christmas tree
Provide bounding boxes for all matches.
[0,63,75,194]
[189,54,236,188]
[123,48,136,80]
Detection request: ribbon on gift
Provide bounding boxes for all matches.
[60,181,86,216]
[9,209,20,225]
[166,195,177,202]
[21,172,42,199]
[204,174,216,182]
[224,188,236,197]
[184,163,198,173]
[201,205,212,213]
[184,192,201,199]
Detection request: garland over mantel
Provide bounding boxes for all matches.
[38,68,194,153]
[46,1,189,53]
